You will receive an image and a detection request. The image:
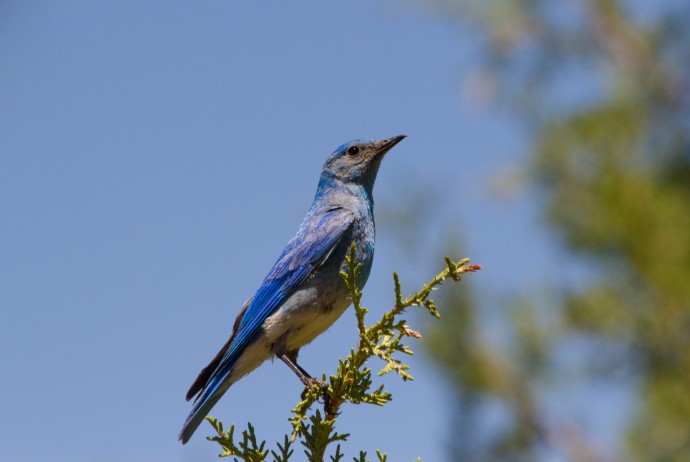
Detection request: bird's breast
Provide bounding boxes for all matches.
[262,280,350,351]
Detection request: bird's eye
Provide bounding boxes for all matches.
[347,146,360,156]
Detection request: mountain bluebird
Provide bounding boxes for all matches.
[179,135,405,443]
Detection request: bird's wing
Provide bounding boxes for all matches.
[179,206,354,443]
[184,296,253,402]
[201,206,354,398]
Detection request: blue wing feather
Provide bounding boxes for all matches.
[230,206,353,361]
[190,206,353,407]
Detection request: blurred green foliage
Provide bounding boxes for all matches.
[419,0,690,460]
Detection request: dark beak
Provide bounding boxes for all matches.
[374,135,406,157]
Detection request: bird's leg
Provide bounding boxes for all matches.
[278,350,327,390]
[282,351,332,413]
[274,336,331,410]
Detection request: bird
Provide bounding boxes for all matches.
[179,135,405,444]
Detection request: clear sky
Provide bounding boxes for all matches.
[0,1,562,461]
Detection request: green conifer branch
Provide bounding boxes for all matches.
[206,244,480,461]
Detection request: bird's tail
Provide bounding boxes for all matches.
[178,368,238,444]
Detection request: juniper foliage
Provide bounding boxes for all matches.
[205,243,480,461]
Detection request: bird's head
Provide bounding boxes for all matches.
[321,135,405,190]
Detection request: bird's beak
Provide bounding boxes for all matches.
[374,135,406,157]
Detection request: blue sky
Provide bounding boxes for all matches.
[0,1,569,461]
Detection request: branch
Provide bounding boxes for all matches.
[207,244,480,461]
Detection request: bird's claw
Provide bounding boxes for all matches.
[323,394,333,416]
[300,377,327,397]
[300,378,332,412]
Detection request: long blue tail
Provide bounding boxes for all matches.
[179,361,237,444]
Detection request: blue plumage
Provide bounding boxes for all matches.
[179,135,405,443]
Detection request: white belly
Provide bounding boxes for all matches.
[263,285,350,351]
[224,284,350,384]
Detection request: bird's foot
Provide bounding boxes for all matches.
[300,377,328,399]
[323,393,334,417]
[300,377,333,413]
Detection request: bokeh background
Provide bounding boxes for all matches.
[2,1,689,461]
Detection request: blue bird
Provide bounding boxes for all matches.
[179,135,405,443]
